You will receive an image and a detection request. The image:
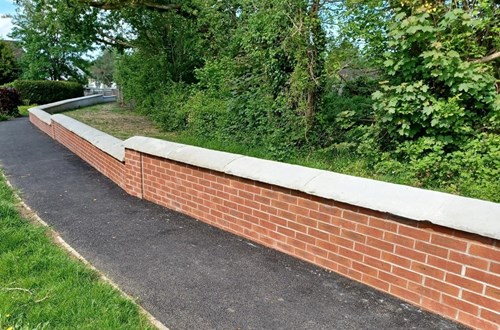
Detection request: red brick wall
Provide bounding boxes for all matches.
[29,112,54,138]
[138,154,499,330]
[52,122,125,190]
[28,112,500,329]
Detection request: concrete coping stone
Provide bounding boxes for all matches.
[52,114,125,161]
[28,107,52,125]
[37,95,103,111]
[124,136,500,240]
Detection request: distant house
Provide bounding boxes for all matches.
[1,40,23,59]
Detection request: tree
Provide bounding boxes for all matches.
[0,40,21,85]
[11,0,96,83]
[90,50,115,87]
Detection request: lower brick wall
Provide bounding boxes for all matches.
[28,112,500,329]
[29,112,53,138]
[52,122,126,190]
[138,152,500,330]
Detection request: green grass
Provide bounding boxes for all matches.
[0,173,155,330]
[18,105,36,117]
[68,103,500,201]
[65,103,411,185]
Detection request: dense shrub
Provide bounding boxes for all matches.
[0,87,21,119]
[11,80,83,104]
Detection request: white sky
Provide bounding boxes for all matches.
[0,16,13,39]
[0,0,16,40]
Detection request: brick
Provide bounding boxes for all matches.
[288,221,308,234]
[466,268,500,287]
[381,252,411,268]
[331,217,356,231]
[480,308,500,325]
[366,237,394,253]
[407,282,441,301]
[364,255,392,273]
[289,205,310,217]
[259,220,277,231]
[306,244,329,259]
[268,230,287,243]
[295,248,315,262]
[383,232,415,248]
[317,240,339,254]
[354,243,381,259]
[415,241,449,259]
[369,217,398,232]
[424,277,459,297]
[431,234,468,252]
[254,194,271,205]
[296,232,316,245]
[352,261,378,277]
[462,290,500,312]
[277,209,296,221]
[398,225,431,242]
[252,209,270,221]
[389,285,420,304]
[318,204,342,217]
[297,198,319,210]
[341,229,366,243]
[260,204,279,216]
[309,210,331,223]
[363,274,390,292]
[276,241,294,254]
[277,193,298,205]
[337,265,363,281]
[269,215,287,227]
[379,271,408,289]
[442,294,479,317]
[238,190,254,200]
[342,210,368,224]
[485,286,500,300]
[330,235,354,249]
[469,244,500,263]
[394,245,426,263]
[270,199,290,211]
[338,247,363,262]
[277,226,295,237]
[458,311,498,330]
[449,251,489,270]
[315,256,338,272]
[421,297,458,320]
[244,199,260,210]
[296,215,317,228]
[411,262,445,280]
[327,252,351,267]
[356,224,384,239]
[489,262,500,273]
[286,237,306,250]
[427,255,463,274]
[308,227,329,241]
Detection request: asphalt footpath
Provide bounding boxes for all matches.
[0,118,467,330]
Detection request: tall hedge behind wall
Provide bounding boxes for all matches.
[11,80,83,104]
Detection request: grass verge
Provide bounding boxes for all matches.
[0,172,155,330]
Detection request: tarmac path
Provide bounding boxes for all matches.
[0,118,466,330]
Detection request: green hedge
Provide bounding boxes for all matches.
[0,87,21,119]
[11,80,83,104]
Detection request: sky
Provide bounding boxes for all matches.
[0,0,17,40]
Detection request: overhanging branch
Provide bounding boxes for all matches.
[471,51,500,64]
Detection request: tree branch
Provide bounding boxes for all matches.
[471,51,500,63]
[95,34,134,48]
[78,0,181,12]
